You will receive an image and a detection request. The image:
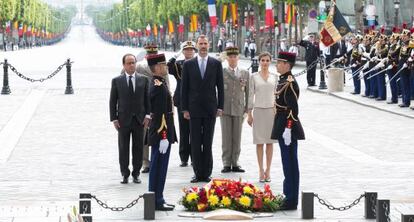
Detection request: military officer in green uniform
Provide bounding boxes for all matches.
[220,47,249,173]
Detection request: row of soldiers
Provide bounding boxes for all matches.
[345,27,414,109]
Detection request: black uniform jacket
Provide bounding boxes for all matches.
[148,75,177,146]
[271,72,305,140]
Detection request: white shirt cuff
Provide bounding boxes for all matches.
[145,114,151,119]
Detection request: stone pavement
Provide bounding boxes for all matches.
[0,25,414,222]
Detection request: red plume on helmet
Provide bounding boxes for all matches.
[392,26,397,33]
[380,26,385,34]
[371,25,375,30]
[402,22,407,29]
[410,28,414,34]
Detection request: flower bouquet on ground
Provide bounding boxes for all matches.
[180,178,284,213]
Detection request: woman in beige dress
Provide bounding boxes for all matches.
[247,52,277,183]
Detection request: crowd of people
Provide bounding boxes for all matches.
[109,35,304,211]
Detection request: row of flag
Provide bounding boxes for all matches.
[3,21,54,38]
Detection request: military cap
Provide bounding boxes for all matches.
[225,46,239,56]
[147,53,166,66]
[144,44,158,54]
[182,41,196,50]
[275,51,296,65]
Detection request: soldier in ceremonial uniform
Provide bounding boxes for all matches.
[360,34,373,97]
[167,41,196,167]
[136,44,169,173]
[386,30,401,104]
[373,33,388,101]
[147,53,177,211]
[347,35,363,95]
[220,47,249,173]
[397,29,412,107]
[366,32,379,99]
[271,52,305,211]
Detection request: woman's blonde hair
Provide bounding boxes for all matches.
[258,52,272,61]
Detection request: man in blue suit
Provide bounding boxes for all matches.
[181,35,224,183]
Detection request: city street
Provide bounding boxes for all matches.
[1,24,414,222]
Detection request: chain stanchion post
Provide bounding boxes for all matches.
[79,193,92,222]
[65,58,74,94]
[401,214,414,222]
[1,59,11,95]
[376,199,390,222]
[143,192,155,220]
[319,60,327,90]
[302,192,314,219]
[365,192,377,219]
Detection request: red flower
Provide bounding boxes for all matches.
[253,197,263,210]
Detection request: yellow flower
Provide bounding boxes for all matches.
[221,196,232,207]
[208,195,219,206]
[239,195,251,207]
[264,197,271,204]
[243,186,254,195]
[186,192,198,202]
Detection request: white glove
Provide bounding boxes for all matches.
[173,49,183,59]
[351,63,357,68]
[387,65,393,70]
[363,62,369,69]
[378,62,385,69]
[359,71,364,79]
[282,128,292,146]
[403,63,408,69]
[159,139,169,154]
[408,57,413,62]
[363,52,370,58]
[370,56,378,62]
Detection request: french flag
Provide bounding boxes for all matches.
[146,24,151,36]
[265,0,274,28]
[208,0,217,29]
[179,16,184,33]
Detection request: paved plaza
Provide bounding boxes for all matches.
[1,25,414,221]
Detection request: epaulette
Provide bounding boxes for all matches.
[154,79,163,86]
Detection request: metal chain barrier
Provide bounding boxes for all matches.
[314,193,366,211]
[91,194,143,212]
[370,194,377,217]
[293,58,321,78]
[382,201,391,222]
[6,60,69,83]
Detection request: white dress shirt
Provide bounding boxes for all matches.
[125,73,136,92]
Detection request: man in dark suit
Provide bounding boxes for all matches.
[181,35,224,183]
[110,54,151,184]
[299,34,319,86]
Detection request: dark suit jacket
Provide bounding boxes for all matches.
[181,56,224,118]
[109,73,150,128]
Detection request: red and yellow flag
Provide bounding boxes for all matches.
[285,4,296,24]
[230,3,238,26]
[168,19,174,34]
[153,24,158,36]
[221,4,228,24]
[191,14,198,32]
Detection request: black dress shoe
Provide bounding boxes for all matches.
[203,177,212,182]
[133,177,141,184]
[155,203,174,211]
[361,94,368,97]
[180,162,188,167]
[120,177,128,184]
[190,177,200,183]
[279,204,297,211]
[141,167,150,173]
[231,166,245,173]
[350,92,359,95]
[399,104,409,107]
[221,166,231,173]
[165,202,176,207]
[387,101,398,104]
[375,98,385,101]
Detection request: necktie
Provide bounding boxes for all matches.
[200,58,206,79]
[128,75,134,95]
